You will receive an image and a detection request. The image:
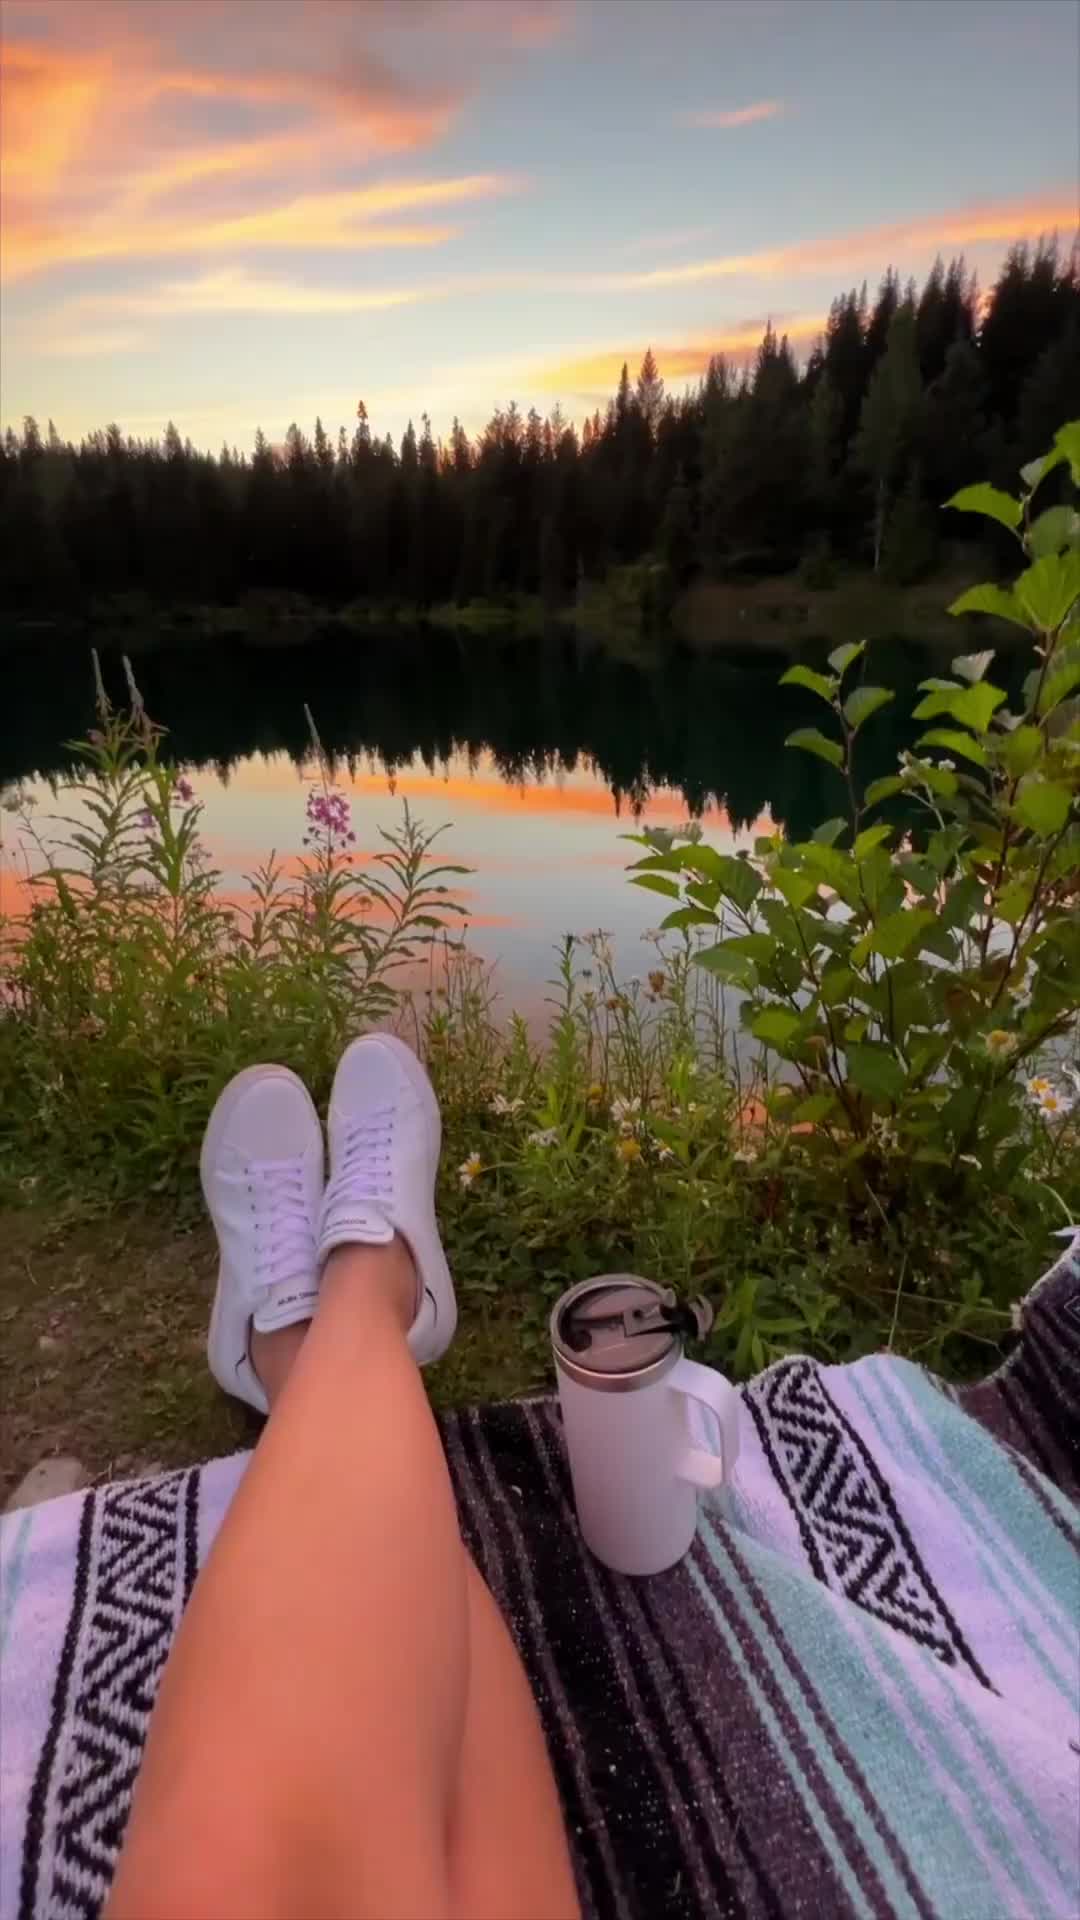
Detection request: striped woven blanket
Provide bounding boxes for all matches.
[3,1235,1078,1920]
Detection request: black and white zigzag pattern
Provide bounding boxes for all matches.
[745,1358,993,1690]
[20,1469,199,1920]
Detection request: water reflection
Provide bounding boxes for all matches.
[1,626,972,1006]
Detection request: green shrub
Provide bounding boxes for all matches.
[628,425,1080,1217]
[0,670,467,1193]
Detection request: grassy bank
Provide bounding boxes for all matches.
[1,563,998,660]
[3,434,1078,1498]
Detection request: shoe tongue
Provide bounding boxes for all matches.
[252,1274,320,1335]
[319,1198,395,1259]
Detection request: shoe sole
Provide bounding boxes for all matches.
[201,1064,323,1413]
[331,1033,456,1365]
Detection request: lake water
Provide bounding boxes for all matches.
[2,626,946,1012]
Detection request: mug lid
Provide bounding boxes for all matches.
[552,1275,714,1385]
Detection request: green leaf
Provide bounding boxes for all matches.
[1027,505,1080,558]
[996,879,1032,927]
[951,650,995,683]
[866,908,937,960]
[801,842,857,896]
[945,483,1022,532]
[780,665,836,701]
[1015,551,1080,632]
[1054,419,1080,485]
[998,724,1043,776]
[663,906,721,931]
[847,1043,905,1101]
[791,1092,838,1124]
[844,1015,869,1044]
[692,943,757,986]
[786,727,843,770]
[828,641,865,675]
[630,872,681,899]
[812,817,847,846]
[1021,451,1060,491]
[853,823,892,860]
[628,849,685,873]
[751,1008,803,1048]
[948,583,1030,631]
[680,846,762,914]
[912,681,1006,732]
[939,872,984,931]
[1037,640,1080,716]
[1011,779,1073,836]
[864,774,904,806]
[773,867,819,909]
[820,964,854,1006]
[916,727,988,768]
[843,685,894,731]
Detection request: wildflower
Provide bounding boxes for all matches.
[173,775,195,804]
[656,1144,676,1164]
[87,729,104,746]
[1033,1086,1074,1118]
[641,928,663,943]
[458,1153,483,1189]
[490,1093,524,1117]
[984,1029,1016,1058]
[686,1100,699,1115]
[305,788,352,842]
[527,1126,559,1148]
[615,1137,642,1164]
[648,970,665,994]
[137,808,155,829]
[1026,1076,1053,1099]
[938,759,956,773]
[610,1096,641,1126]
[733,1147,757,1165]
[586,1082,605,1105]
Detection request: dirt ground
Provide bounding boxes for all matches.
[0,1199,549,1503]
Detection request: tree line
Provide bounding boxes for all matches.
[2,239,1077,616]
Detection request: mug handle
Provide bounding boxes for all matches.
[669,1356,740,1492]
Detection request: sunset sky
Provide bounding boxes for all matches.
[2,0,1077,454]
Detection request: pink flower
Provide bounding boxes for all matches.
[304,786,353,844]
[173,776,195,804]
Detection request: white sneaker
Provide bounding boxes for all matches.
[316,1034,456,1365]
[201,1065,324,1413]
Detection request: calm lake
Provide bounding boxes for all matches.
[2,627,961,1012]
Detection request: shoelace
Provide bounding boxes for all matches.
[226,1158,313,1291]
[323,1107,395,1218]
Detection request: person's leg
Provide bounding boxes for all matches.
[107,1236,578,1920]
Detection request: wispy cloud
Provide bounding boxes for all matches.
[72,267,439,319]
[601,193,1077,291]
[678,100,785,130]
[36,328,148,358]
[3,171,514,281]
[0,10,510,281]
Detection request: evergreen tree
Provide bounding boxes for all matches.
[854,300,922,569]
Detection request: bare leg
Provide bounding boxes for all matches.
[107,1242,578,1920]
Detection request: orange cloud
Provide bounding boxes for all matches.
[610,192,1077,291]
[75,267,440,320]
[679,100,785,129]
[0,10,484,281]
[535,316,825,397]
[3,163,511,281]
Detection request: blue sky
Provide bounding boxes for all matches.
[2,0,1076,451]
